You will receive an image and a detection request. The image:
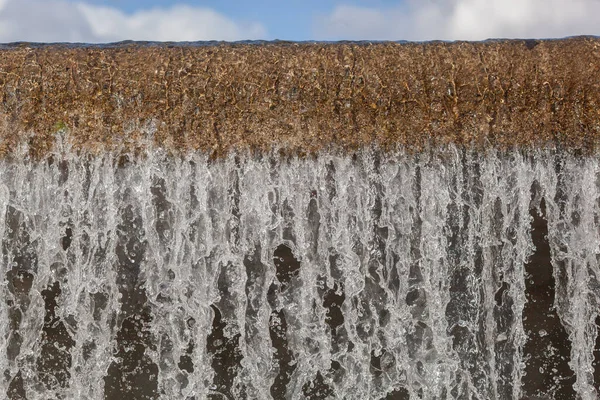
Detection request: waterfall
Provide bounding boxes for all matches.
[1,145,599,399]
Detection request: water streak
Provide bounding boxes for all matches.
[0,146,598,399]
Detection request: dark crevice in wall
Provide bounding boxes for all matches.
[206,304,243,400]
[381,387,410,400]
[36,281,75,391]
[274,244,301,293]
[4,206,36,400]
[104,203,158,400]
[269,244,301,399]
[594,316,600,393]
[269,309,295,400]
[6,370,25,400]
[522,187,576,399]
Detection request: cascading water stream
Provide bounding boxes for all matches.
[1,144,599,399]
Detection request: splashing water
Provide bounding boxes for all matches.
[1,146,599,399]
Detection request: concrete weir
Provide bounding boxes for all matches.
[0,37,598,156]
[0,38,600,400]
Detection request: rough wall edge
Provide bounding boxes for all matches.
[0,36,598,158]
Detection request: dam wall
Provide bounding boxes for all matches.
[1,38,600,400]
[0,37,598,157]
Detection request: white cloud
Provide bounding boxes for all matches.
[0,0,266,43]
[77,3,266,42]
[315,0,600,41]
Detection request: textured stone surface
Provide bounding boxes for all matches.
[0,37,599,157]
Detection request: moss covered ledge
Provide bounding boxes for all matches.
[0,37,599,158]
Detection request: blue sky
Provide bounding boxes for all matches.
[77,1,402,40]
[0,0,598,43]
[78,0,314,39]
[119,0,337,40]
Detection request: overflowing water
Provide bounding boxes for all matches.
[1,144,600,399]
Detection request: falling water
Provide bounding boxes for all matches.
[1,142,600,400]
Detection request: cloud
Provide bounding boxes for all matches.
[77,3,266,42]
[0,0,266,43]
[315,0,600,41]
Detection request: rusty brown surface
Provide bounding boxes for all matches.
[0,37,599,158]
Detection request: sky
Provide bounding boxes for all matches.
[0,0,599,43]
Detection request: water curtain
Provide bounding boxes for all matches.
[1,38,600,399]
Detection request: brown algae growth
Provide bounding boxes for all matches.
[0,37,599,158]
